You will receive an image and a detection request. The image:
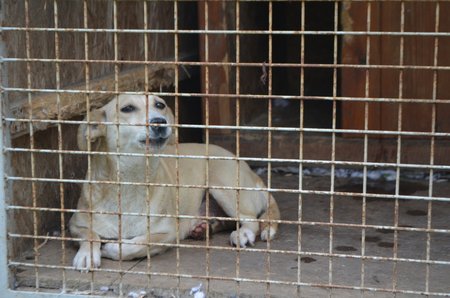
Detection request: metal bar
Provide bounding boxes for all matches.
[2,26,450,37]
[173,1,182,296]
[297,1,306,295]
[6,260,450,297]
[7,176,450,203]
[5,89,450,106]
[4,57,450,72]
[266,2,273,296]
[9,220,450,241]
[52,0,67,292]
[425,2,440,294]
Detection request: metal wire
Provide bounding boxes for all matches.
[0,1,449,297]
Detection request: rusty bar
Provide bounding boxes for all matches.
[392,2,406,292]
[112,0,124,295]
[3,25,450,37]
[52,0,68,292]
[5,117,450,139]
[7,174,450,203]
[297,1,306,296]
[426,1,440,294]
[5,146,450,171]
[4,57,450,72]
[266,2,273,297]
[360,1,372,292]
[142,0,153,288]
[173,1,182,296]
[23,0,41,290]
[328,1,340,295]
[235,1,242,296]
[5,87,450,105]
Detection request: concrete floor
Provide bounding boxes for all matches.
[13,172,450,297]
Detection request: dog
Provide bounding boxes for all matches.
[69,94,280,270]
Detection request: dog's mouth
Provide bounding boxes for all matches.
[139,136,169,148]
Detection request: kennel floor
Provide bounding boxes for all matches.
[12,173,450,297]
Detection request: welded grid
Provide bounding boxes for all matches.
[0,0,450,297]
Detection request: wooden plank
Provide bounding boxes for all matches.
[341,1,450,136]
[198,1,236,134]
[340,1,382,135]
[210,133,450,166]
[9,64,176,138]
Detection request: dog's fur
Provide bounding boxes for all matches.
[69,94,280,270]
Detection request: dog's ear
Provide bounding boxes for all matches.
[77,108,107,151]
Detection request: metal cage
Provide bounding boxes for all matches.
[1,0,449,297]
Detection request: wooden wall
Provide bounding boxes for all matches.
[2,0,198,256]
[341,1,450,134]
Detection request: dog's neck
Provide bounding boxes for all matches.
[90,141,162,183]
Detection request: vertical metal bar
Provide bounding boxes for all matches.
[82,0,96,290]
[24,0,39,290]
[52,0,66,291]
[143,0,153,289]
[425,1,440,294]
[393,2,406,294]
[328,1,339,296]
[0,26,10,292]
[235,2,241,296]
[360,1,372,294]
[297,1,305,296]
[112,0,123,295]
[203,1,212,294]
[266,2,273,297]
[173,1,182,296]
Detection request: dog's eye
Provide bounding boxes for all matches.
[120,105,136,113]
[154,101,166,110]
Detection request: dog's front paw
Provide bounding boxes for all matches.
[101,243,121,260]
[73,245,101,271]
[230,228,255,248]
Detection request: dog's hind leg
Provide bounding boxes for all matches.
[101,233,174,261]
[188,194,233,240]
[258,194,280,241]
[208,188,260,248]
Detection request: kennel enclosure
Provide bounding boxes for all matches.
[1,0,450,297]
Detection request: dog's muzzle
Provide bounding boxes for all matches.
[139,117,171,147]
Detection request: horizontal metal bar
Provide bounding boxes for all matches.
[3,88,450,105]
[1,26,449,37]
[7,261,450,297]
[3,57,450,72]
[6,175,450,202]
[5,147,450,171]
[4,119,450,138]
[6,209,450,233]
[8,236,450,266]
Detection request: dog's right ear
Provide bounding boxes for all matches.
[77,108,107,151]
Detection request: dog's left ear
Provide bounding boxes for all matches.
[77,108,107,151]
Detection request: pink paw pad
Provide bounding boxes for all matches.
[189,222,209,240]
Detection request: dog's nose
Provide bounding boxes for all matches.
[150,117,167,135]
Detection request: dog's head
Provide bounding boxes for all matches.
[78,94,174,152]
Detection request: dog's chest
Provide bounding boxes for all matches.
[92,184,174,239]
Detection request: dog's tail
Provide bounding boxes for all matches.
[258,194,280,241]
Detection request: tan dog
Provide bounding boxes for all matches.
[69,94,280,270]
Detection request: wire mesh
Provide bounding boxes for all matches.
[0,0,449,297]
